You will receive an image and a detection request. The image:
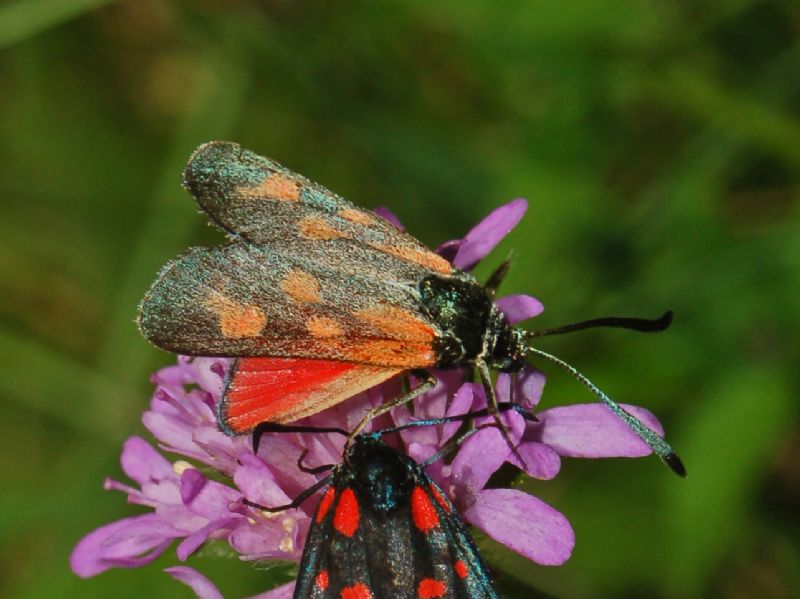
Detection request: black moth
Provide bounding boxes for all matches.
[252,425,502,599]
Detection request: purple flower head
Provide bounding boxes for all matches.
[71,201,667,597]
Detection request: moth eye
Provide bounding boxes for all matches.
[280,269,322,303]
[238,172,300,201]
[298,216,349,240]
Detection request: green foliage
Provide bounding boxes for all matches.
[0,1,797,597]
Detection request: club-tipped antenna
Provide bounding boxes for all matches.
[527,346,686,476]
[527,310,673,338]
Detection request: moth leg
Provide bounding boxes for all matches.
[345,370,437,458]
[477,360,526,466]
[484,258,511,298]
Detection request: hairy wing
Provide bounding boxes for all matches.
[182,141,454,277]
[138,243,439,368]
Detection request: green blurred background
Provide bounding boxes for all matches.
[1,1,798,598]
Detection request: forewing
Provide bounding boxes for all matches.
[137,243,439,368]
[410,473,500,599]
[183,141,454,277]
[293,484,335,598]
[294,477,375,599]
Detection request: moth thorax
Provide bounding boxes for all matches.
[349,438,412,513]
[419,274,494,369]
[486,311,527,373]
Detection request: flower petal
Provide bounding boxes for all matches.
[165,566,224,599]
[142,411,196,456]
[453,199,528,270]
[496,367,546,411]
[189,357,230,396]
[450,426,510,504]
[247,581,296,599]
[180,469,241,519]
[535,403,665,458]
[465,488,574,566]
[234,453,293,507]
[70,514,179,577]
[372,206,404,230]
[228,514,304,561]
[495,294,544,324]
[435,239,461,262]
[442,382,479,443]
[120,437,175,486]
[176,517,241,560]
[507,441,561,480]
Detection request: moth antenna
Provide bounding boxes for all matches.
[526,310,673,338]
[527,347,686,477]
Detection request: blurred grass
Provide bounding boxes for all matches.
[0,1,798,598]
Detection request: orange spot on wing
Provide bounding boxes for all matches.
[411,486,439,533]
[298,216,349,240]
[204,294,266,338]
[368,241,452,274]
[418,578,447,599]
[355,304,435,340]
[347,339,436,368]
[316,487,336,523]
[307,315,344,338]
[454,560,469,579]
[341,583,374,599]
[238,172,300,201]
[334,488,359,537]
[339,208,376,225]
[281,269,321,303]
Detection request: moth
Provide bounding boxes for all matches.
[250,407,528,599]
[138,141,684,475]
[291,433,499,599]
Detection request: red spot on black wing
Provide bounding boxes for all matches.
[411,486,439,533]
[316,487,336,523]
[315,570,329,591]
[418,578,447,598]
[333,488,360,537]
[454,560,469,579]
[428,483,452,513]
[340,582,374,599]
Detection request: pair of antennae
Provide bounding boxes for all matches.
[526,310,686,477]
